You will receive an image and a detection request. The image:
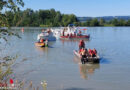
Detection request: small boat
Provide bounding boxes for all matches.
[52,29,62,39]
[37,30,56,41]
[73,50,100,63]
[52,24,90,39]
[35,42,47,47]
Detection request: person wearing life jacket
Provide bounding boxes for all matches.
[88,48,93,57]
[62,29,65,36]
[85,48,89,57]
[78,30,81,36]
[80,48,88,57]
[79,47,84,54]
[88,48,97,57]
[92,48,97,57]
[21,28,24,32]
[62,30,65,36]
[47,28,51,33]
[45,39,48,47]
[74,32,76,37]
[40,39,44,43]
[70,33,73,37]
[39,39,45,47]
[80,48,87,64]
[79,40,85,50]
[37,34,42,42]
[67,33,69,36]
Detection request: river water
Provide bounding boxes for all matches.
[2,27,130,90]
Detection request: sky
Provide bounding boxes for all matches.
[22,0,130,17]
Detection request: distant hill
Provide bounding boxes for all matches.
[77,16,130,22]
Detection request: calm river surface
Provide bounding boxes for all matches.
[2,27,130,90]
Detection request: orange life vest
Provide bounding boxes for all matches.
[40,39,44,43]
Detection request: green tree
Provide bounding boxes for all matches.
[90,18,99,26]
[53,11,61,26]
[86,19,92,26]
[126,20,130,26]
[0,0,24,82]
[61,14,77,26]
[5,11,14,26]
[99,18,105,26]
[118,19,126,26]
[0,0,24,27]
[111,18,119,26]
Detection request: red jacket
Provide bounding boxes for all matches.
[93,50,97,55]
[88,49,92,54]
[79,41,85,47]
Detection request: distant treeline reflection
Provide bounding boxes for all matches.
[5,8,130,27]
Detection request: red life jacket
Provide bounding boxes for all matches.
[10,79,14,84]
[70,33,72,37]
[81,41,84,46]
[79,41,84,46]
[93,50,97,55]
[79,49,84,53]
[88,49,92,54]
[79,30,81,34]
[91,50,94,55]
[40,39,44,43]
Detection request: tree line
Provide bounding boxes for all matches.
[78,18,130,26]
[4,8,130,27]
[5,8,77,27]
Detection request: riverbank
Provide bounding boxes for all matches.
[1,26,130,31]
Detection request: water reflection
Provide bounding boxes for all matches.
[79,64,100,79]
[100,57,111,64]
[34,42,55,52]
[74,55,100,79]
[35,46,48,53]
[60,38,89,43]
[60,39,90,47]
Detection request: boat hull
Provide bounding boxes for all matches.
[41,36,56,41]
[60,35,90,39]
[73,50,100,63]
[35,42,46,47]
[39,32,56,41]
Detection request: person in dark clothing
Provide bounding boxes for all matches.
[79,40,85,50]
[80,48,88,64]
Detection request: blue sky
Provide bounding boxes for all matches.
[22,0,130,17]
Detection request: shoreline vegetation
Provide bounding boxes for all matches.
[3,8,130,27]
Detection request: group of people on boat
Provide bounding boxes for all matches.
[62,30,82,37]
[38,38,48,47]
[37,29,49,47]
[61,26,83,37]
[78,40,97,64]
[39,28,51,36]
